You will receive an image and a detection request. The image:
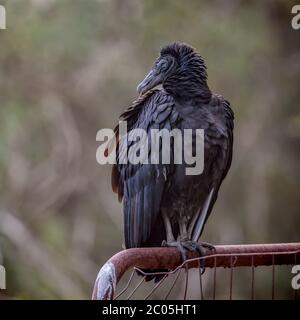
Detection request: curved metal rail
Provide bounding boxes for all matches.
[92,243,300,300]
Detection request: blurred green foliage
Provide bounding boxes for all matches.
[0,0,299,299]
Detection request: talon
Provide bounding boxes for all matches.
[161,240,167,247]
[162,241,188,263]
[192,241,215,273]
[199,241,216,253]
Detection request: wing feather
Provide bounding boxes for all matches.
[191,96,234,241]
[113,90,177,248]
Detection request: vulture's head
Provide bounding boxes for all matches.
[137,42,211,100]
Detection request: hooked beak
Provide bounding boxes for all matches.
[137,70,163,95]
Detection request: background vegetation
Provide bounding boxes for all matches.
[0,0,299,299]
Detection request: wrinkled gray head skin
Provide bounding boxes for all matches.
[137,42,211,101]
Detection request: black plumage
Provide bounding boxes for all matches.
[111,42,234,262]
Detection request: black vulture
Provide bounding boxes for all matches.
[111,42,234,275]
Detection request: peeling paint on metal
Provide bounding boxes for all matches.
[95,262,117,300]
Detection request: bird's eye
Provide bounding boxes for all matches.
[156,59,169,73]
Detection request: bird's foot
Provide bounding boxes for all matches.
[197,241,216,253]
[162,240,215,274]
[190,241,216,274]
[162,240,189,261]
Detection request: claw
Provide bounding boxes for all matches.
[162,240,215,274]
[198,241,216,252]
[194,242,215,274]
[162,240,188,261]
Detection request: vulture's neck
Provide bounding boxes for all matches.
[164,74,212,103]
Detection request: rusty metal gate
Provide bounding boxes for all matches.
[92,243,300,300]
